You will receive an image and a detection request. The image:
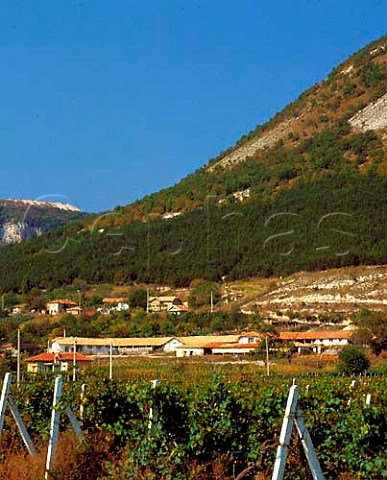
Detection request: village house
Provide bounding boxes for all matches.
[25,352,92,374]
[148,296,187,313]
[102,297,130,312]
[46,299,79,316]
[167,303,189,315]
[10,304,25,315]
[66,306,83,315]
[238,331,262,344]
[0,342,17,356]
[175,335,241,357]
[196,332,263,355]
[277,331,353,354]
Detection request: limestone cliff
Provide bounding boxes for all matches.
[0,199,85,246]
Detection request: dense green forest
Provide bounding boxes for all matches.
[0,165,385,291]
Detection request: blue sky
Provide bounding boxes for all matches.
[0,1,385,212]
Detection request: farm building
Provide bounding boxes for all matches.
[49,336,183,355]
[175,335,241,357]
[175,330,353,356]
[47,331,353,358]
[277,331,353,354]
[25,352,92,373]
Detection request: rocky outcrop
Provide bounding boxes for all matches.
[0,198,84,246]
[2,199,80,212]
[0,221,42,246]
[207,116,300,172]
[349,93,387,131]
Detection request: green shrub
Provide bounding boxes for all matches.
[338,345,370,375]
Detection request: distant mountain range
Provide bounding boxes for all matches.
[0,199,87,246]
[0,34,386,291]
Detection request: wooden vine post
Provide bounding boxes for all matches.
[272,384,325,480]
[45,376,85,479]
[148,379,160,431]
[0,372,36,456]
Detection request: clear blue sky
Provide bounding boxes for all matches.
[0,1,385,212]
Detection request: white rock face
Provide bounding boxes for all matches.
[162,212,182,220]
[3,199,80,212]
[207,116,300,172]
[349,93,387,131]
[0,221,42,246]
[0,198,82,246]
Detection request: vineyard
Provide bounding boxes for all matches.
[0,373,386,480]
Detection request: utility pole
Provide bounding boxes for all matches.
[265,334,270,377]
[146,288,149,313]
[77,290,82,310]
[72,337,77,382]
[210,291,214,313]
[109,340,113,380]
[17,329,21,385]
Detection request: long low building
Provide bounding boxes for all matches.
[277,331,353,354]
[49,334,254,357]
[49,330,354,357]
[50,336,183,355]
[176,330,354,356]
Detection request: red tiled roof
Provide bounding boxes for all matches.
[278,331,353,341]
[168,305,188,312]
[25,352,92,363]
[102,297,127,303]
[239,331,261,337]
[202,342,227,348]
[47,299,78,306]
[149,296,182,303]
[205,342,260,349]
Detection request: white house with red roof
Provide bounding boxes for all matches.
[46,299,79,316]
[277,331,353,354]
[167,304,189,315]
[102,297,129,312]
[25,352,92,373]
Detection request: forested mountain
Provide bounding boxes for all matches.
[0,199,87,246]
[95,34,387,224]
[0,35,386,291]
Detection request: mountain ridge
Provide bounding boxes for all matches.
[103,33,386,225]
[0,198,86,246]
[206,36,387,174]
[1,198,81,213]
